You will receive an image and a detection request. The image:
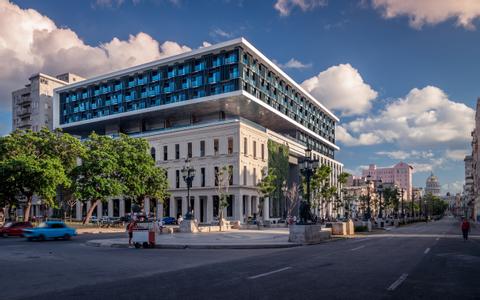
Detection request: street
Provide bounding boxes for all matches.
[1,217,479,300]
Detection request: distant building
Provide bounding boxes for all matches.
[425,172,441,197]
[361,162,413,200]
[12,73,84,132]
[412,187,423,201]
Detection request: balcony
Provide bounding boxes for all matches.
[17,107,31,117]
[18,118,32,128]
[17,96,31,105]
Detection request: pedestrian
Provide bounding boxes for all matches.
[127,220,136,247]
[461,218,470,241]
[177,214,183,225]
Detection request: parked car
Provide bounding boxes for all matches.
[162,216,177,225]
[0,222,33,237]
[23,221,77,241]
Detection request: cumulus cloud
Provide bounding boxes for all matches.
[302,64,378,116]
[338,86,475,148]
[0,0,193,117]
[372,0,480,30]
[274,0,327,16]
[276,58,312,70]
[441,181,464,194]
[445,149,470,161]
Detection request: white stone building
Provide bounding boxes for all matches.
[53,38,344,223]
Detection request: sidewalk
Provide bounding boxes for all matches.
[86,229,303,249]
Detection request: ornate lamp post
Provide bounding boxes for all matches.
[181,158,196,220]
[365,174,372,221]
[377,180,384,219]
[411,191,415,220]
[398,188,405,218]
[299,147,319,223]
[281,180,288,219]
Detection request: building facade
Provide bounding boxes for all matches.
[12,73,84,132]
[466,98,480,221]
[53,38,343,223]
[362,162,413,200]
[425,172,441,197]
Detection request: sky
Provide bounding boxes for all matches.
[1,0,479,194]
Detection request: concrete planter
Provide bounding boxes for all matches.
[331,222,347,235]
[345,220,354,235]
[288,224,331,244]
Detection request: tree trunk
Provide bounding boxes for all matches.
[23,196,32,222]
[83,200,98,224]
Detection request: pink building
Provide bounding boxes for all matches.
[362,162,413,200]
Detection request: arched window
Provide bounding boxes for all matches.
[150,147,156,161]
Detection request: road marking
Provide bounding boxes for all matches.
[424,248,430,254]
[350,245,366,251]
[248,267,291,279]
[387,273,408,291]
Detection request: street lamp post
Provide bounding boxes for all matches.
[181,158,196,220]
[281,181,288,219]
[377,180,384,219]
[399,188,405,218]
[365,175,372,221]
[411,191,415,220]
[299,147,319,223]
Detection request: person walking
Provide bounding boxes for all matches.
[127,220,137,247]
[461,218,470,241]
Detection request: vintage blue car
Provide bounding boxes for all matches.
[23,221,77,241]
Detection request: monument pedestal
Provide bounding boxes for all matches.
[331,222,347,235]
[179,219,199,233]
[288,224,331,244]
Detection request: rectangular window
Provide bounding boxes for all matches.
[175,144,180,160]
[188,142,192,158]
[244,137,248,156]
[228,137,233,154]
[261,143,265,160]
[176,170,180,189]
[214,139,219,156]
[253,141,257,158]
[214,167,219,186]
[228,165,234,186]
[227,195,233,217]
[163,145,168,161]
[243,166,247,185]
[201,167,206,187]
[200,140,205,157]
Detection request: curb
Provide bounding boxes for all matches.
[85,240,302,250]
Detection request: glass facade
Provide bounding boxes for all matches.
[239,49,336,158]
[59,50,240,125]
[58,42,337,158]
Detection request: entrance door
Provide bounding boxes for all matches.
[199,196,206,223]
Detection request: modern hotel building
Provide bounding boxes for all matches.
[53,38,343,223]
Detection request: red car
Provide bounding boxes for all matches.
[0,222,33,237]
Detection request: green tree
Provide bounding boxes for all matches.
[338,172,350,218]
[309,165,331,217]
[257,167,277,220]
[115,134,169,211]
[73,133,125,224]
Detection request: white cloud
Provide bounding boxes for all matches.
[336,125,383,146]
[445,149,470,161]
[372,0,480,30]
[376,150,434,160]
[0,0,193,118]
[302,64,378,116]
[276,58,312,69]
[210,28,233,39]
[274,0,327,16]
[92,0,125,8]
[441,181,464,194]
[339,86,475,148]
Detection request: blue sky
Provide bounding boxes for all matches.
[2,0,480,193]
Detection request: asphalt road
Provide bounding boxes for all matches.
[1,216,479,300]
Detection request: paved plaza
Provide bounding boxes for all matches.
[1,216,480,299]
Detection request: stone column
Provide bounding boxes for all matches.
[108,199,113,218]
[194,196,200,221]
[169,198,175,218]
[76,201,82,221]
[235,194,243,222]
[206,196,214,224]
[182,197,188,216]
[144,197,150,215]
[246,195,251,217]
[263,197,270,220]
[157,199,164,219]
[86,201,91,216]
[119,199,125,217]
[96,201,102,218]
